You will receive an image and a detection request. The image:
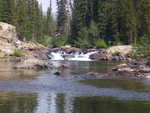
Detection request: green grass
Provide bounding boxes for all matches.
[112,52,121,56]
[0,56,8,59]
[95,40,108,49]
[12,49,22,57]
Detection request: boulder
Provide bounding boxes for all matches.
[106,45,133,57]
[118,67,134,72]
[86,72,100,76]
[145,74,150,79]
[139,67,150,73]
[13,58,52,71]
[112,61,150,79]
[0,22,17,56]
[0,41,16,56]
[0,22,17,42]
[54,71,61,76]
[89,50,108,60]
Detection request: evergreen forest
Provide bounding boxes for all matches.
[0,0,149,48]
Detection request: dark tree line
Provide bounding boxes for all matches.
[0,0,150,48]
[0,0,56,46]
[68,0,150,48]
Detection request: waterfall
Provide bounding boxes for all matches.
[49,49,98,61]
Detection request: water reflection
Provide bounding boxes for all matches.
[73,96,150,113]
[0,91,150,113]
[0,91,37,113]
[36,93,74,113]
[0,61,150,113]
[0,61,37,80]
[51,61,120,75]
[80,79,150,92]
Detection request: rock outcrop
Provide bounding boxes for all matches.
[90,45,133,61]
[89,49,109,60]
[0,22,17,56]
[0,22,51,71]
[0,22,17,42]
[112,61,150,78]
[106,45,133,56]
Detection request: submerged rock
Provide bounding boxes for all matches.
[13,58,52,71]
[112,61,150,79]
[89,50,108,60]
[86,72,100,76]
[54,71,61,76]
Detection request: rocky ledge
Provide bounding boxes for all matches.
[0,22,52,71]
[89,45,133,61]
[112,60,150,79]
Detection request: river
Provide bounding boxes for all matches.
[0,61,150,113]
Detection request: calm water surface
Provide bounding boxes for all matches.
[0,61,150,113]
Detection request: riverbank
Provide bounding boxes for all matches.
[1,22,150,79]
[0,22,132,72]
[0,22,52,71]
[111,61,150,79]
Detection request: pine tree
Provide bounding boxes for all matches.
[117,0,138,44]
[57,0,68,37]
[0,0,15,23]
[0,0,3,20]
[15,0,30,40]
[45,0,56,37]
[69,0,88,45]
[105,3,119,45]
[137,0,150,38]
[88,21,99,46]
[97,1,108,40]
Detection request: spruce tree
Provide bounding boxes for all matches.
[117,0,138,44]
[137,0,150,38]
[45,0,56,37]
[69,0,88,45]
[0,0,15,23]
[97,1,108,40]
[105,3,119,45]
[15,0,30,40]
[57,0,68,37]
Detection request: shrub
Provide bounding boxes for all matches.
[112,52,121,56]
[95,40,108,49]
[12,49,22,57]
[135,36,150,65]
[76,38,92,48]
[39,40,51,47]
[52,36,67,47]
[0,56,8,59]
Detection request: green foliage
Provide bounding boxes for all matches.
[0,0,150,51]
[52,36,67,47]
[135,36,150,64]
[112,52,121,57]
[0,56,8,59]
[0,0,56,46]
[76,38,90,48]
[69,0,150,48]
[95,40,108,49]
[57,0,69,37]
[12,49,22,57]
[69,0,88,44]
[38,40,51,47]
[88,21,99,45]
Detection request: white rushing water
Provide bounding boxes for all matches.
[50,51,97,61]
